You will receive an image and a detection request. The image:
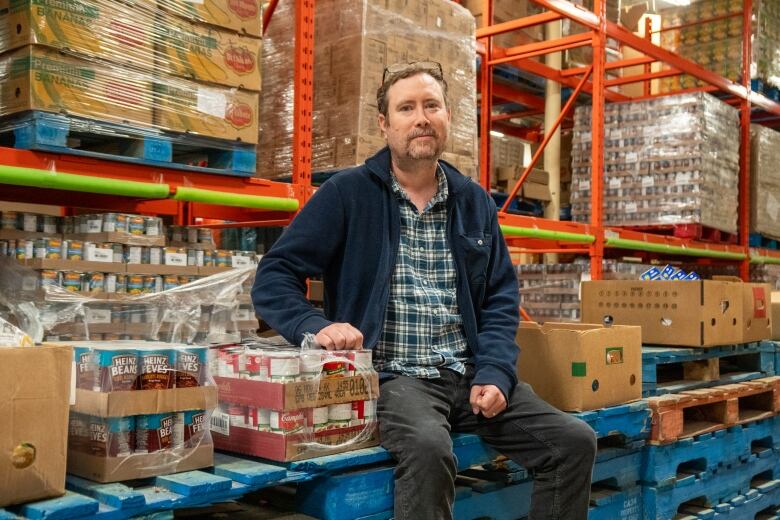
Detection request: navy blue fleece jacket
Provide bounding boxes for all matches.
[251,147,520,398]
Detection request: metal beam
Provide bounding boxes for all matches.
[476,11,563,39]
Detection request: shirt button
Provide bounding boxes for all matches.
[477,239,484,245]
[422,280,428,285]
[433,309,439,315]
[418,246,425,252]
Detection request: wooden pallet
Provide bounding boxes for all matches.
[0,111,256,177]
[623,223,738,245]
[648,377,780,444]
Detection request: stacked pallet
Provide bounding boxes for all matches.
[0,0,262,175]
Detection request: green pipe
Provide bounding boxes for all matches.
[0,164,169,198]
[500,225,595,244]
[750,255,780,265]
[606,237,746,260]
[173,186,299,211]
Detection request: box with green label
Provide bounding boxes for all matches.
[516,322,642,412]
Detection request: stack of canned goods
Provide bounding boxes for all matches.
[31,270,201,294]
[0,211,59,233]
[68,409,209,457]
[219,400,377,435]
[168,225,215,246]
[214,347,373,381]
[62,213,163,237]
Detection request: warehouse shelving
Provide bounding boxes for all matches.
[480,0,780,280]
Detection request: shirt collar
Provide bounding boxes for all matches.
[390,163,449,210]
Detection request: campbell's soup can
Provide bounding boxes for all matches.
[322,352,348,378]
[328,403,352,429]
[352,400,376,424]
[244,349,267,381]
[0,211,17,230]
[39,270,61,288]
[89,416,135,457]
[269,410,305,434]
[262,350,300,382]
[62,272,83,292]
[85,272,105,293]
[128,216,145,236]
[139,348,176,389]
[93,347,138,391]
[182,410,208,447]
[136,413,177,453]
[310,406,330,433]
[67,240,84,260]
[347,350,373,374]
[227,405,246,428]
[68,413,90,453]
[175,346,207,388]
[248,407,271,432]
[299,351,323,381]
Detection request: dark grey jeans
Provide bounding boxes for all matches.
[377,368,597,520]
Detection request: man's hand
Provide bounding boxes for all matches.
[470,385,507,418]
[315,323,364,350]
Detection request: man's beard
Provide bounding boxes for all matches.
[405,129,446,160]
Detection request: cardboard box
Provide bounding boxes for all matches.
[23,258,124,273]
[581,280,743,347]
[125,264,200,276]
[157,0,263,37]
[0,46,153,127]
[72,386,217,418]
[772,292,780,341]
[713,277,772,343]
[156,12,262,91]
[522,181,552,201]
[67,443,213,483]
[516,322,642,412]
[0,0,156,70]
[153,78,260,143]
[0,344,72,507]
[215,373,379,411]
[65,232,166,247]
[212,423,378,462]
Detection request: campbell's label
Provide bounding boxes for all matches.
[270,410,305,434]
[224,45,255,74]
[175,347,207,388]
[96,349,138,391]
[225,102,253,128]
[139,350,176,390]
[228,0,258,19]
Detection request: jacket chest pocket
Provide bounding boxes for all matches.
[458,232,492,285]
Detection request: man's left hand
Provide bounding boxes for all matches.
[469,384,507,418]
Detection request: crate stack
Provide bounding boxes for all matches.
[580,278,780,518]
[0,210,260,344]
[571,92,740,236]
[257,0,477,180]
[0,0,262,175]
[658,0,780,94]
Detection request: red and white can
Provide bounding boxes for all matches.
[310,406,330,433]
[269,410,305,434]
[262,350,300,383]
[327,403,352,429]
[322,352,348,379]
[347,350,373,374]
[247,407,271,431]
[299,351,323,381]
[244,349,268,381]
[352,399,377,425]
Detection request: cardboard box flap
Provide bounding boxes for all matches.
[72,386,218,418]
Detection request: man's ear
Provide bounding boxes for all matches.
[378,113,387,139]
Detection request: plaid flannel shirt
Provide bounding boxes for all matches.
[374,165,470,378]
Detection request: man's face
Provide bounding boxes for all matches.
[378,73,451,162]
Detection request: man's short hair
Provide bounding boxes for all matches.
[376,61,449,118]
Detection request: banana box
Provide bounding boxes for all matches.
[155,12,262,91]
[153,77,259,143]
[153,0,263,38]
[0,0,156,71]
[0,45,153,127]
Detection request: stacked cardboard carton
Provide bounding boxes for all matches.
[257,0,477,179]
[750,125,780,241]
[570,93,739,232]
[0,0,262,144]
[658,0,780,92]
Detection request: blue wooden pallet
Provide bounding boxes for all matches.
[1,111,255,176]
[573,400,651,443]
[750,234,780,250]
[752,79,780,102]
[677,482,780,519]
[642,342,776,397]
[641,416,780,487]
[643,453,779,520]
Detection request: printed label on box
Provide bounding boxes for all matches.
[197,88,227,118]
[88,248,114,263]
[232,255,251,267]
[210,411,230,436]
[165,253,187,266]
[86,308,112,324]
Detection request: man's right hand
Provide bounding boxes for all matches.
[315,323,364,350]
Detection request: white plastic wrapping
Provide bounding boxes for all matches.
[257,0,477,179]
[750,125,780,240]
[570,92,739,233]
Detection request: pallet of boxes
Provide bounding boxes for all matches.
[581,274,780,518]
[211,337,379,462]
[0,321,71,508]
[0,0,262,175]
[59,340,217,482]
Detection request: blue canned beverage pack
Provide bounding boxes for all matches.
[94,347,138,391]
[139,348,176,389]
[175,346,207,388]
